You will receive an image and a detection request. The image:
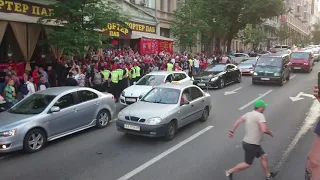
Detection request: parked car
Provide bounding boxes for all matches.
[116,84,212,140]
[238,57,258,76]
[0,87,116,153]
[193,64,241,89]
[120,71,192,106]
[252,53,291,86]
[289,51,314,73]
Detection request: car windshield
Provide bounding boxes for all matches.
[239,59,256,65]
[136,75,165,86]
[205,64,226,72]
[291,52,309,59]
[8,94,56,114]
[141,87,180,104]
[256,57,282,67]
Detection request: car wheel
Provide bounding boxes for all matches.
[200,106,209,122]
[96,109,110,128]
[23,129,47,153]
[218,78,225,89]
[236,74,241,83]
[164,121,177,141]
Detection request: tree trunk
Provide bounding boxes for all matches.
[226,36,232,54]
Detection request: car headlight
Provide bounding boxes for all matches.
[303,62,308,65]
[145,117,162,125]
[211,77,218,81]
[118,112,125,120]
[121,91,125,96]
[253,72,258,76]
[274,72,281,76]
[0,129,17,137]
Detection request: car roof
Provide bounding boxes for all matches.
[157,83,196,90]
[36,87,94,96]
[147,71,185,76]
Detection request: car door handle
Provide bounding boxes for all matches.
[73,109,78,112]
[94,102,100,105]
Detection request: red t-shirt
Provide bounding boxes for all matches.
[32,70,39,84]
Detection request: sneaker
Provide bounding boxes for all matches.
[266,171,278,180]
[226,171,233,180]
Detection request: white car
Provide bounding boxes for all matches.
[120,71,192,106]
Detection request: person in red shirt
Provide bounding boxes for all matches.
[174,63,182,71]
[32,66,40,88]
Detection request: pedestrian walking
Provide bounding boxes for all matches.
[226,99,278,180]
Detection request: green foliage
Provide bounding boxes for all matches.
[276,23,291,41]
[311,19,320,44]
[171,0,209,50]
[39,0,127,56]
[173,0,286,51]
[238,25,267,49]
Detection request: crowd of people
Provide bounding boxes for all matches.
[0,47,238,107]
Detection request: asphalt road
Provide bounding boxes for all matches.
[1,65,320,180]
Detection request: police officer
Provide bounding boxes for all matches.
[101,66,110,92]
[166,61,173,71]
[134,63,141,81]
[116,64,126,92]
[122,65,129,90]
[109,67,119,102]
[130,63,136,85]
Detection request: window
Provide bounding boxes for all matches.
[190,87,203,100]
[167,0,171,12]
[54,93,75,109]
[160,0,164,10]
[165,74,173,83]
[182,88,192,102]
[78,90,98,102]
[173,73,185,81]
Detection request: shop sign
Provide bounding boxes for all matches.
[125,21,156,34]
[102,23,132,39]
[0,0,54,17]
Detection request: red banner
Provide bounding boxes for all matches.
[158,40,173,54]
[0,62,25,79]
[140,38,159,55]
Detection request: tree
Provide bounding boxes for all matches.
[171,0,209,51]
[238,25,267,49]
[276,23,291,42]
[39,0,127,57]
[205,0,286,52]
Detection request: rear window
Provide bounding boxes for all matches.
[291,52,309,59]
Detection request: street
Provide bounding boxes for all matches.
[0,66,319,180]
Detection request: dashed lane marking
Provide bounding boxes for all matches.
[290,75,297,80]
[238,90,273,110]
[117,125,214,180]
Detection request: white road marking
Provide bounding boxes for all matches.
[117,126,214,180]
[275,100,320,169]
[238,90,273,110]
[224,87,243,95]
[290,75,297,80]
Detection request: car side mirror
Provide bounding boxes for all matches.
[133,82,137,85]
[180,97,190,106]
[50,106,60,113]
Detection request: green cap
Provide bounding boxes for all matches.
[254,99,268,108]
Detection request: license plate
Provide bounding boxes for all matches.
[126,98,136,102]
[294,67,301,69]
[197,83,206,86]
[261,78,270,80]
[124,124,140,131]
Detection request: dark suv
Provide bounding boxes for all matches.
[252,53,291,86]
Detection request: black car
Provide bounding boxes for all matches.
[252,53,291,86]
[193,64,241,89]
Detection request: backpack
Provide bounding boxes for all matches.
[21,82,29,96]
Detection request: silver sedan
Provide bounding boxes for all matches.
[116,84,212,140]
[0,87,116,153]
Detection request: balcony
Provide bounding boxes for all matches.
[262,19,279,28]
